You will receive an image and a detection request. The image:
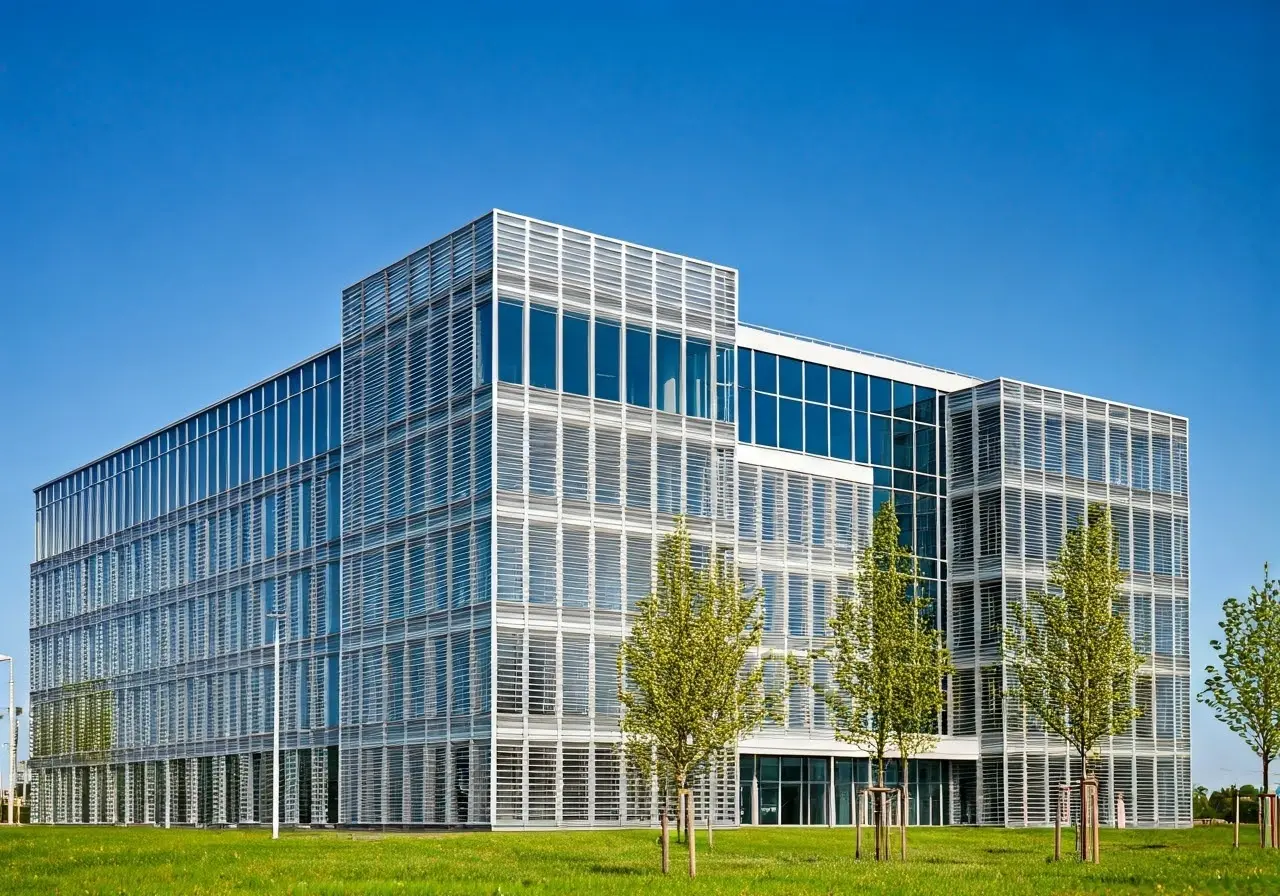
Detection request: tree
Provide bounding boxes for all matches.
[1003,503,1142,860]
[818,502,948,859]
[890,586,953,858]
[1192,784,1210,819]
[1199,564,1280,797]
[618,517,779,878]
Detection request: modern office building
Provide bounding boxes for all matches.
[27,211,1192,829]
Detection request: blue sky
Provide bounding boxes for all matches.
[1,3,1275,788]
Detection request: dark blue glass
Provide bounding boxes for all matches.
[738,384,753,442]
[894,469,913,491]
[737,347,752,389]
[625,326,651,408]
[830,408,852,460]
[529,304,558,390]
[476,301,493,385]
[778,356,803,399]
[873,487,891,514]
[893,419,913,469]
[686,338,711,418]
[804,403,828,456]
[779,398,803,451]
[804,363,828,403]
[917,473,937,494]
[754,351,777,394]
[855,410,868,463]
[656,332,682,414]
[895,490,914,549]
[870,415,892,466]
[916,425,936,474]
[915,386,936,424]
[893,381,914,418]
[873,466,892,487]
[755,393,778,447]
[830,368,851,409]
[562,312,589,397]
[870,376,891,414]
[916,495,937,558]
[497,300,524,385]
[594,318,620,401]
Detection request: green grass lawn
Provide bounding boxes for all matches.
[0,823,1274,895]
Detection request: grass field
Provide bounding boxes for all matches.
[0,823,1274,895]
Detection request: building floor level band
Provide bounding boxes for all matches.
[27,210,1192,828]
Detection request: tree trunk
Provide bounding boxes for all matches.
[685,789,697,878]
[1079,749,1089,863]
[1263,760,1272,849]
[661,810,670,874]
[900,755,909,861]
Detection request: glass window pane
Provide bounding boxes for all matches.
[755,393,777,447]
[916,425,936,474]
[594,318,621,401]
[476,301,493,386]
[778,356,803,399]
[714,345,733,423]
[805,403,829,456]
[893,381,915,418]
[871,414,891,466]
[870,376,891,414]
[686,339,711,419]
[915,386,936,424]
[656,332,682,414]
[779,398,803,451]
[830,408,851,460]
[804,363,828,404]
[625,326,651,408]
[893,419,913,468]
[562,312,589,396]
[754,351,777,394]
[855,410,868,463]
[738,380,753,442]
[497,300,524,385]
[738,347,753,390]
[529,304,558,390]
[830,368,851,409]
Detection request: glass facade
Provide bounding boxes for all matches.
[29,349,342,825]
[29,211,1192,830]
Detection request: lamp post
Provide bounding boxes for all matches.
[267,611,285,840]
[0,655,14,825]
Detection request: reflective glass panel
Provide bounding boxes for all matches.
[805,403,828,456]
[562,311,589,396]
[870,414,891,466]
[778,356,803,399]
[687,339,711,419]
[779,398,803,451]
[804,363,828,403]
[855,410,868,463]
[830,368,852,409]
[476,301,493,385]
[656,331,682,414]
[594,318,621,401]
[529,304,558,390]
[893,381,914,418]
[625,326,651,408]
[915,386,936,424]
[754,351,777,394]
[830,408,852,460]
[755,393,778,447]
[497,300,524,385]
[870,376,892,414]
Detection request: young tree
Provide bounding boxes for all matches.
[1199,565,1280,798]
[1003,503,1142,861]
[618,517,779,878]
[890,595,953,858]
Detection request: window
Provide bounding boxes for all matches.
[778,357,803,399]
[830,409,851,460]
[829,368,851,409]
[754,351,777,394]
[656,331,681,413]
[529,304,558,390]
[893,382,914,418]
[715,345,734,423]
[475,301,493,385]
[805,403,828,456]
[870,415,891,467]
[915,425,936,474]
[497,300,524,385]
[594,318,621,401]
[804,362,827,403]
[755,393,778,447]
[779,398,803,452]
[893,419,913,469]
[562,312,589,396]
[686,339,711,419]
[625,326,651,408]
[870,377,892,414]
[915,387,936,424]
[854,411,868,463]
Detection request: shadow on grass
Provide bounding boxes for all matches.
[588,865,647,876]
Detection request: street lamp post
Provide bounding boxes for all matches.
[0,655,14,825]
[267,611,286,840]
